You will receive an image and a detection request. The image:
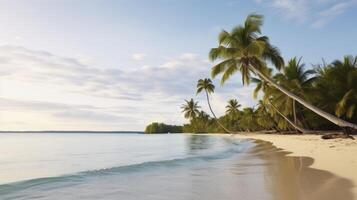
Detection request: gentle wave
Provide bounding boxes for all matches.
[0,141,249,196]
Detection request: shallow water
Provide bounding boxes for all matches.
[0,133,354,200]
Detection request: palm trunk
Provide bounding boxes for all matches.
[269,101,308,133]
[293,99,297,124]
[250,66,357,131]
[292,99,298,132]
[205,90,231,133]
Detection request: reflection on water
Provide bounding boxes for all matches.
[185,135,213,152]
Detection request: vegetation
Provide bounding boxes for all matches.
[196,78,231,133]
[145,122,183,133]
[179,13,357,135]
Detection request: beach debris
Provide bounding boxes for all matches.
[321,133,355,140]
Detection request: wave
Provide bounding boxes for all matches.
[0,141,250,196]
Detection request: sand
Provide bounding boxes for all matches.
[234,133,357,197]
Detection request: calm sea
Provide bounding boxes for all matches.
[0,133,351,200]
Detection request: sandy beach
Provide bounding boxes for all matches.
[234,133,357,196]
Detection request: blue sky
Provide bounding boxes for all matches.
[0,0,356,130]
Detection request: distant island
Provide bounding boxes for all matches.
[145,122,183,133]
[0,131,144,134]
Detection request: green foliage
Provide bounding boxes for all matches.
[180,55,357,133]
[196,78,215,95]
[226,99,241,116]
[209,13,283,85]
[145,122,183,133]
[181,98,200,120]
[177,13,357,133]
[305,55,357,129]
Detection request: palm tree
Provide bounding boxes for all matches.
[268,100,309,133]
[313,56,357,125]
[198,110,210,121]
[251,60,311,133]
[226,99,241,116]
[273,57,316,125]
[334,57,357,119]
[195,111,211,133]
[181,98,200,120]
[209,13,357,132]
[255,100,277,131]
[239,107,257,131]
[197,78,231,133]
[251,67,273,101]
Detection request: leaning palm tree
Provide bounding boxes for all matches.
[226,99,241,116]
[253,78,307,132]
[197,78,231,133]
[209,13,357,132]
[268,100,309,133]
[273,57,316,125]
[251,60,312,133]
[181,98,200,120]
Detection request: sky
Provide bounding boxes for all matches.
[0,0,356,131]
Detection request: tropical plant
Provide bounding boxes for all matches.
[251,65,308,132]
[197,78,231,133]
[272,57,315,125]
[312,56,357,123]
[145,122,183,133]
[181,98,200,120]
[209,13,357,132]
[225,99,241,116]
[255,100,277,130]
[239,107,259,131]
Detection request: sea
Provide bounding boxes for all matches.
[0,133,352,200]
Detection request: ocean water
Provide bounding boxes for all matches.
[0,133,265,199]
[0,133,352,200]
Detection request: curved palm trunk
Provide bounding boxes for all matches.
[250,66,357,131]
[205,90,231,133]
[268,101,309,133]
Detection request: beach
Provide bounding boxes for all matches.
[234,133,357,196]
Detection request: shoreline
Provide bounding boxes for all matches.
[232,133,357,196]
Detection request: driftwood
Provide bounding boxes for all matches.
[321,133,355,140]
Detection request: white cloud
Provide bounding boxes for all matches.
[14,36,23,41]
[132,53,147,61]
[254,0,357,27]
[312,1,351,28]
[0,45,255,130]
[254,0,309,23]
[179,53,197,61]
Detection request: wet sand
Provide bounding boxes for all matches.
[245,140,354,200]
[234,133,357,198]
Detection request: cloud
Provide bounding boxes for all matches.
[254,0,309,23]
[312,1,351,28]
[254,0,357,27]
[0,45,255,130]
[179,53,197,61]
[0,97,131,123]
[132,53,147,61]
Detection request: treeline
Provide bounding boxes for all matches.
[145,122,183,133]
[180,14,357,134]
